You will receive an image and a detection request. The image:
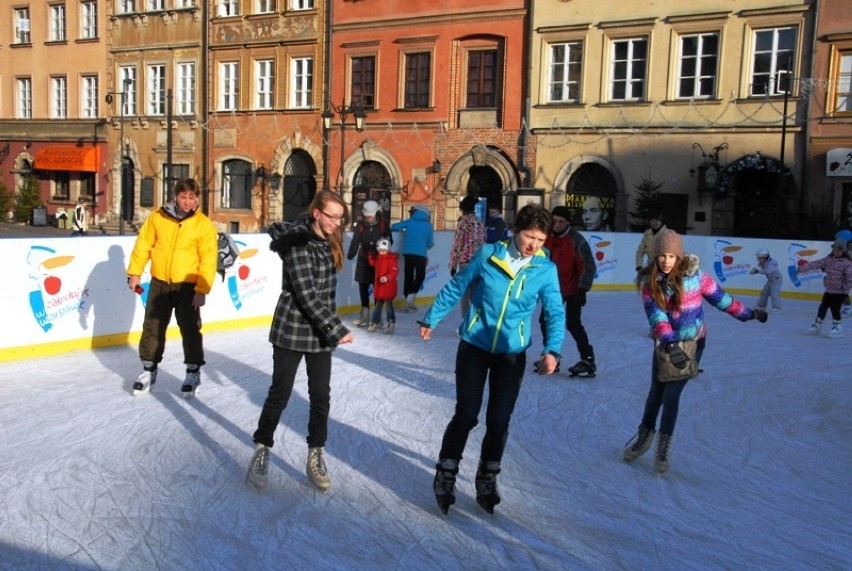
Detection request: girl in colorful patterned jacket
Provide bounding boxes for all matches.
[623,229,767,474]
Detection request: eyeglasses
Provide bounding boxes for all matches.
[319,210,345,224]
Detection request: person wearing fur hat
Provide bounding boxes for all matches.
[798,237,852,338]
[449,195,487,317]
[367,238,399,334]
[347,200,392,327]
[624,229,767,474]
[634,212,667,271]
[541,205,597,377]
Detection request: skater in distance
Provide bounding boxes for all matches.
[623,229,767,474]
[418,204,565,515]
[246,190,354,492]
[126,177,219,398]
[539,205,597,378]
[799,237,852,338]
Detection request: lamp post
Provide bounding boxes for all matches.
[322,102,366,192]
[106,78,131,235]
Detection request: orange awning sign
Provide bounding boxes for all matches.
[35,146,100,172]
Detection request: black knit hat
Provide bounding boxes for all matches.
[551,206,571,222]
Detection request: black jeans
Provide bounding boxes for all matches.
[539,294,592,359]
[138,278,204,366]
[816,292,846,321]
[253,347,332,449]
[640,337,705,436]
[402,254,428,296]
[438,341,526,464]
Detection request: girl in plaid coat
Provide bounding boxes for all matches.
[247,191,354,492]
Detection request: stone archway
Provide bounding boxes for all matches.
[552,155,625,230]
[443,144,519,225]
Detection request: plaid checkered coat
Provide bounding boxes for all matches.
[267,218,351,352]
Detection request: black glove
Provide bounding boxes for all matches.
[576,290,587,307]
[450,267,457,277]
[665,342,690,369]
[752,308,768,323]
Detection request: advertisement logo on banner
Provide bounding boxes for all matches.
[785,243,822,288]
[712,240,750,283]
[588,235,616,278]
[26,245,87,333]
[224,242,266,310]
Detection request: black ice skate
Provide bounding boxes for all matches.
[434,459,459,515]
[475,461,501,514]
[568,358,596,378]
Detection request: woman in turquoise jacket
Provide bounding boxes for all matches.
[419,204,565,515]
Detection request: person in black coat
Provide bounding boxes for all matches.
[347,200,392,326]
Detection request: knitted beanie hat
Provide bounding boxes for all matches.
[551,206,571,222]
[376,238,390,252]
[833,238,849,251]
[653,229,683,258]
[362,201,379,217]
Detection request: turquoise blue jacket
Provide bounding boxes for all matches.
[423,240,565,357]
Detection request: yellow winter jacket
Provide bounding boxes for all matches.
[127,207,219,295]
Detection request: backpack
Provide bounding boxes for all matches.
[217,232,240,281]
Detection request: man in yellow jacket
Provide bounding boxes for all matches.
[126,178,218,397]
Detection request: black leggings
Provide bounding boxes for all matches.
[816,292,846,321]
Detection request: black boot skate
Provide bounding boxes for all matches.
[475,461,502,514]
[568,356,596,378]
[434,459,459,515]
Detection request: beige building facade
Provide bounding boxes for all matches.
[530,0,816,238]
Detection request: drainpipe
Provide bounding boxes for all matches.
[799,1,819,224]
[201,0,209,214]
[322,0,332,190]
[518,0,534,189]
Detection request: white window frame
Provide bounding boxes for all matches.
[750,26,797,97]
[547,41,583,104]
[220,62,239,111]
[51,77,69,119]
[257,0,275,14]
[81,75,99,118]
[677,32,719,100]
[255,59,274,109]
[119,0,137,14]
[147,64,167,116]
[119,67,137,116]
[17,78,33,119]
[609,37,648,101]
[290,57,313,109]
[80,1,98,39]
[15,8,31,44]
[50,4,67,42]
[176,0,195,7]
[148,0,165,11]
[291,0,313,10]
[176,62,196,115]
[833,51,852,114]
[217,0,238,16]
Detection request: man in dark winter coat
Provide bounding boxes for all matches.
[542,205,597,377]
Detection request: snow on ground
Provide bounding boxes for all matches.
[0,292,849,570]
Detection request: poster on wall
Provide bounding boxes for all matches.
[564,194,615,232]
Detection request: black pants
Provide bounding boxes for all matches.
[253,347,332,449]
[402,254,428,296]
[816,292,846,321]
[138,278,204,366]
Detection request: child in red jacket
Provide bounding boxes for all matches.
[368,239,399,334]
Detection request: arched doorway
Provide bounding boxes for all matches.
[466,165,503,209]
[718,154,795,238]
[351,161,392,227]
[281,149,316,222]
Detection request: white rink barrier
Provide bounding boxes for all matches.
[0,230,832,361]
